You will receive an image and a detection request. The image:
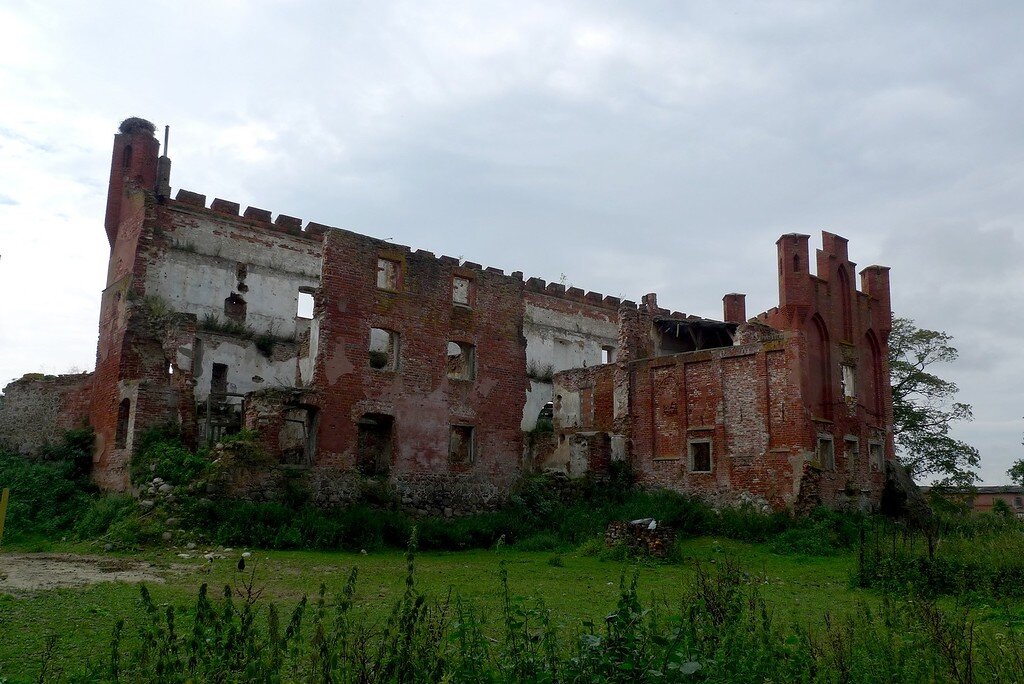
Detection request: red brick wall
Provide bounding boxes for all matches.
[311,229,528,502]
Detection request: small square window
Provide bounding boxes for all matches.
[869,442,884,471]
[841,364,856,399]
[453,276,472,306]
[1015,497,1022,508]
[449,425,475,466]
[601,346,615,364]
[377,258,400,290]
[689,440,712,473]
[369,328,399,370]
[817,436,835,471]
[447,341,476,380]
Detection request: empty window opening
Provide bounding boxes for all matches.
[1015,497,1023,508]
[115,398,131,449]
[689,440,712,473]
[369,328,399,370]
[280,407,318,466]
[377,258,400,290]
[817,436,836,471]
[845,438,859,473]
[447,341,476,380]
[211,363,228,395]
[357,413,393,476]
[452,276,472,305]
[869,442,884,471]
[793,253,800,272]
[122,144,133,170]
[224,294,247,323]
[297,290,315,319]
[167,361,174,376]
[449,425,475,466]
[841,364,856,398]
[601,346,615,364]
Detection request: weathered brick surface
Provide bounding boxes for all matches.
[7,120,896,515]
[310,229,529,507]
[554,233,892,511]
[0,373,93,454]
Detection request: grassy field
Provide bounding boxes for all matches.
[0,537,906,682]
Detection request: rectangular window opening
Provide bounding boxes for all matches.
[452,276,472,306]
[689,440,712,473]
[841,364,857,399]
[377,258,401,290]
[369,328,399,371]
[297,290,314,319]
[115,398,131,449]
[449,425,475,466]
[447,341,476,380]
[357,413,393,476]
[817,436,836,471]
[211,363,229,395]
[601,346,615,364]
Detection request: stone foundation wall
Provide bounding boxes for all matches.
[605,519,676,558]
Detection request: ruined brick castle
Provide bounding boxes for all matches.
[0,118,895,512]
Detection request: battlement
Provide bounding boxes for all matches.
[170,189,330,243]
[522,276,627,312]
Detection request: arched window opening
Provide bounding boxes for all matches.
[793,253,800,272]
[811,314,832,419]
[122,144,133,170]
[863,331,883,420]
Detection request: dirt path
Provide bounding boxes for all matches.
[0,553,173,594]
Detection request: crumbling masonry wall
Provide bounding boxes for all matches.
[1,118,896,515]
[0,373,94,454]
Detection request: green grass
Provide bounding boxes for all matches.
[0,538,869,682]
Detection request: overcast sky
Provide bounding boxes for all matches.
[1,1,1021,483]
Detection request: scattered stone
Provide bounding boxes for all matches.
[177,553,191,559]
[158,483,174,494]
[165,518,179,527]
[186,542,197,550]
[241,551,251,558]
[161,531,173,541]
[103,543,113,552]
[140,500,155,511]
[444,507,453,518]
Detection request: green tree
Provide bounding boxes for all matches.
[889,316,979,485]
[1007,447,1024,486]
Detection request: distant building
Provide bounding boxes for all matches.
[923,486,1024,517]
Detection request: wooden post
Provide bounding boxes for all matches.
[0,488,9,546]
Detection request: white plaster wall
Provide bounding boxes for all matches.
[523,302,617,373]
[146,248,319,338]
[192,333,299,402]
[166,211,322,278]
[520,301,617,429]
